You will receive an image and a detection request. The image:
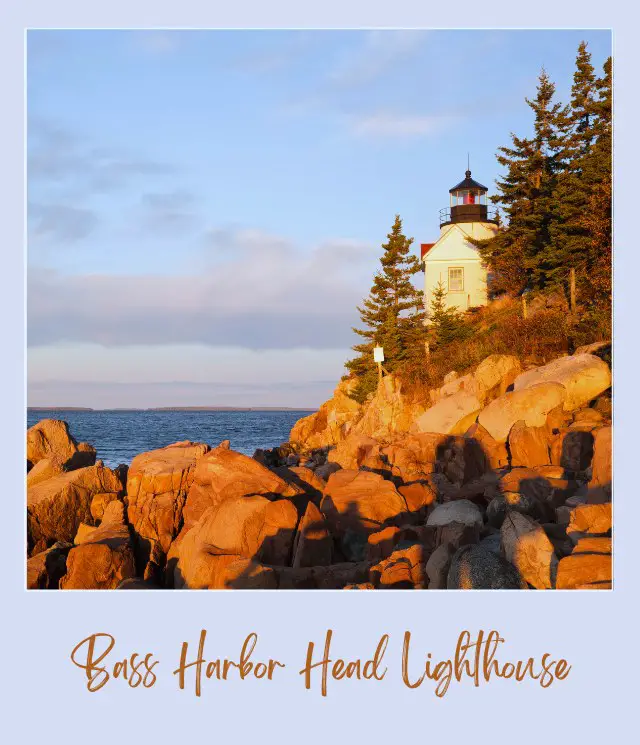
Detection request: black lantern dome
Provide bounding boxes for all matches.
[440,169,498,227]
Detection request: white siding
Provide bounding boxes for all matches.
[423,221,498,317]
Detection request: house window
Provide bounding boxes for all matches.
[448,267,464,292]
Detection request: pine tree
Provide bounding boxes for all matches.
[547,42,603,297]
[345,215,423,398]
[470,69,569,295]
[579,55,612,310]
[428,281,470,347]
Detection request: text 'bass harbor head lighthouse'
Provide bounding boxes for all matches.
[421,167,499,317]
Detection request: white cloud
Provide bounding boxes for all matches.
[27,229,377,351]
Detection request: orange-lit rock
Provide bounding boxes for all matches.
[501,511,557,589]
[513,353,611,412]
[320,470,409,537]
[182,445,301,530]
[60,502,136,590]
[289,379,363,450]
[292,501,332,568]
[126,441,210,561]
[370,543,426,589]
[508,420,550,468]
[555,552,612,589]
[27,463,124,554]
[567,503,612,537]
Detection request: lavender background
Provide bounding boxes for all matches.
[5,2,635,743]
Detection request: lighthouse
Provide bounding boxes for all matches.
[421,169,499,318]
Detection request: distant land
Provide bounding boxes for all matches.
[28,406,317,412]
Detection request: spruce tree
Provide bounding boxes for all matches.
[471,69,569,295]
[547,42,603,298]
[428,281,470,347]
[345,215,423,398]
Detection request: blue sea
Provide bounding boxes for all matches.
[26,409,312,468]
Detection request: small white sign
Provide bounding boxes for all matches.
[373,345,384,363]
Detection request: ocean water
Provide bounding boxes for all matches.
[26,409,312,468]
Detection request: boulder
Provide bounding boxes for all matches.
[552,430,594,473]
[426,500,483,531]
[182,446,301,531]
[572,536,612,554]
[27,464,124,555]
[499,468,554,505]
[513,353,611,411]
[567,503,612,540]
[327,434,382,471]
[366,526,402,563]
[59,502,136,590]
[289,379,362,451]
[291,501,332,568]
[425,544,455,589]
[472,354,522,400]
[370,543,426,589]
[589,426,612,496]
[414,392,482,436]
[320,470,409,538]
[508,420,550,468]
[26,456,67,488]
[573,408,604,425]
[555,549,612,589]
[174,496,299,589]
[464,423,509,470]
[26,542,71,589]
[500,512,557,589]
[74,522,96,544]
[272,466,326,504]
[276,562,371,590]
[27,418,79,467]
[434,521,481,551]
[398,481,437,512]
[447,545,526,589]
[126,441,211,562]
[478,383,567,443]
[314,462,342,481]
[486,492,545,529]
[350,375,428,440]
[90,492,120,522]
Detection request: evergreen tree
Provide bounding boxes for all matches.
[471,69,569,295]
[547,42,604,297]
[578,55,612,310]
[428,281,470,347]
[345,215,423,398]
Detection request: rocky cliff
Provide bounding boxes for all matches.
[25,346,612,590]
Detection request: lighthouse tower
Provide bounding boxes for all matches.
[421,169,499,317]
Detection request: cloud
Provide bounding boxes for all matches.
[28,229,376,350]
[27,379,334,409]
[29,202,99,242]
[349,112,457,138]
[28,117,179,195]
[139,189,199,233]
[328,30,429,88]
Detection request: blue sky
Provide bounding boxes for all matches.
[27,29,612,408]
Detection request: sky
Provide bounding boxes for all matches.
[27,29,612,408]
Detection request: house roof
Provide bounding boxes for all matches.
[420,242,435,259]
[449,169,488,193]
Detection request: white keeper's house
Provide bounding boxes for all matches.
[421,169,499,318]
